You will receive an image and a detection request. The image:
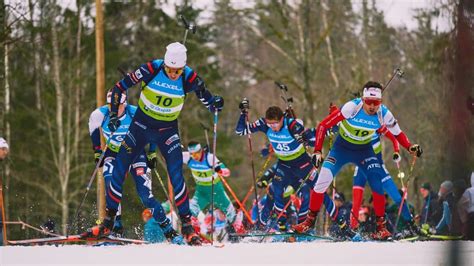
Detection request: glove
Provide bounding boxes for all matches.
[146,152,157,169]
[215,165,230,177]
[294,133,307,145]
[329,103,339,114]
[108,113,121,132]
[311,151,323,168]
[409,144,423,157]
[256,179,268,188]
[260,147,270,157]
[239,98,250,113]
[94,149,104,167]
[326,128,335,137]
[210,95,224,112]
[283,185,295,198]
[392,152,401,163]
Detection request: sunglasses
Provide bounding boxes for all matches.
[363,98,382,106]
[164,66,184,76]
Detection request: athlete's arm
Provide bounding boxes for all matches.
[207,153,230,177]
[377,125,400,153]
[383,110,412,150]
[182,151,191,165]
[88,108,105,151]
[109,61,161,115]
[314,110,346,152]
[182,70,216,111]
[235,114,268,136]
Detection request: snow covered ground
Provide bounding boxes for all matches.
[1,241,473,266]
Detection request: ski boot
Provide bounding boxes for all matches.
[275,221,295,243]
[181,215,202,246]
[292,210,317,233]
[160,219,185,245]
[406,220,423,236]
[371,216,392,241]
[81,209,116,239]
[111,216,124,237]
[336,217,362,241]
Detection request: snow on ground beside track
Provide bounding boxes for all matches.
[1,241,473,266]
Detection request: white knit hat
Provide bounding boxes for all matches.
[164,42,187,68]
[362,87,382,99]
[0,137,9,149]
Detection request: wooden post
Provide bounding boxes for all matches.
[95,0,106,220]
[0,176,7,245]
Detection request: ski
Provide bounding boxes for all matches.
[8,235,147,246]
[230,232,335,241]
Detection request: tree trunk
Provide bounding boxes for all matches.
[51,10,68,234]
[95,0,106,220]
[362,0,372,75]
[28,0,41,111]
[321,0,339,88]
[4,28,10,218]
[73,0,82,161]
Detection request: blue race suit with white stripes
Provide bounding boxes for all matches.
[308,98,409,219]
[235,114,336,226]
[106,59,218,221]
[88,105,168,224]
[352,137,413,224]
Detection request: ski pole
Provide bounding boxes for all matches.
[180,15,197,45]
[68,136,112,236]
[383,67,404,92]
[210,108,219,245]
[245,111,260,228]
[5,220,63,238]
[153,169,171,200]
[394,155,417,233]
[219,174,254,224]
[327,103,336,201]
[259,167,319,243]
[241,153,273,206]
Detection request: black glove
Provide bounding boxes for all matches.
[311,151,323,168]
[294,133,308,145]
[147,152,157,169]
[108,113,121,132]
[239,98,250,113]
[392,152,401,163]
[94,149,104,167]
[210,95,224,112]
[409,144,423,157]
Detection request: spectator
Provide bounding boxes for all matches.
[0,138,8,161]
[419,182,441,227]
[458,172,474,240]
[386,189,416,233]
[329,192,352,237]
[432,181,455,235]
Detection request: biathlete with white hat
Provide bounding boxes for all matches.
[0,138,9,161]
[294,81,422,240]
[87,90,184,244]
[83,42,223,245]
